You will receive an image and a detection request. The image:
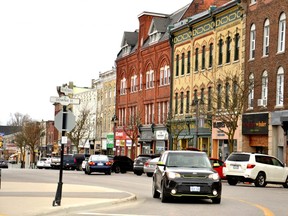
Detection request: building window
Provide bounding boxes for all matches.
[208,87,212,111]
[250,24,256,60]
[139,73,142,90]
[186,91,190,113]
[234,34,240,61]
[180,92,184,114]
[181,53,185,75]
[225,82,230,109]
[278,13,286,53]
[218,39,223,65]
[193,89,198,102]
[263,19,270,56]
[187,51,191,74]
[176,54,179,77]
[248,74,254,108]
[195,48,199,71]
[209,43,213,68]
[217,84,222,109]
[250,0,256,4]
[276,67,284,106]
[146,70,154,89]
[200,88,204,104]
[261,71,268,100]
[202,45,206,70]
[175,93,178,114]
[226,36,231,63]
[130,75,137,92]
[160,66,170,86]
[120,78,126,95]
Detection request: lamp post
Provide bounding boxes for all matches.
[111,115,118,156]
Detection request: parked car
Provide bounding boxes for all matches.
[36,157,51,169]
[50,156,61,169]
[73,153,90,171]
[82,157,89,172]
[85,154,112,175]
[223,152,288,187]
[144,157,160,177]
[0,159,8,168]
[152,150,222,204]
[133,154,160,176]
[112,155,133,173]
[63,154,77,170]
[209,158,225,179]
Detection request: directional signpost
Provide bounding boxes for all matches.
[51,86,80,207]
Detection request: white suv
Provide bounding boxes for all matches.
[223,152,288,187]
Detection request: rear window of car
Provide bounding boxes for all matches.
[227,154,250,162]
[91,155,108,161]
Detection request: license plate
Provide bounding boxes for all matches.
[190,186,200,192]
[98,163,103,166]
[233,165,239,169]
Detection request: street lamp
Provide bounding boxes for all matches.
[111,114,118,156]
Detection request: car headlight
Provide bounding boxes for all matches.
[208,173,220,180]
[167,172,181,179]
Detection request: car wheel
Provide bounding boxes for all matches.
[227,178,238,186]
[283,177,288,188]
[114,165,121,173]
[147,173,153,177]
[136,172,142,176]
[152,180,160,198]
[212,197,221,204]
[161,183,170,203]
[105,171,111,175]
[254,172,267,187]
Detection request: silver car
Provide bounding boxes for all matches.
[144,157,159,177]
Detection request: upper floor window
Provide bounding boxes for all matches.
[180,92,184,114]
[175,93,178,114]
[261,70,268,100]
[208,87,212,111]
[139,73,142,90]
[195,48,199,71]
[225,82,230,109]
[149,25,161,44]
[218,39,223,65]
[187,51,191,74]
[186,91,190,113]
[250,0,256,4]
[278,13,286,53]
[130,75,137,93]
[226,36,231,63]
[234,33,240,61]
[122,42,131,56]
[176,54,179,76]
[276,67,284,106]
[250,24,256,60]
[248,74,254,108]
[263,19,270,56]
[209,43,213,68]
[160,65,170,86]
[146,70,154,89]
[120,78,126,95]
[181,53,185,75]
[217,84,222,109]
[202,46,206,70]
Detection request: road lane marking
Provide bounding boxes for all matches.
[78,213,160,216]
[238,199,275,216]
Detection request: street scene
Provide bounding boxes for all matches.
[1,0,288,215]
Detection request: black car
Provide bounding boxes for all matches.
[0,159,8,168]
[152,150,222,204]
[73,153,90,171]
[112,155,133,173]
[63,154,77,170]
[133,154,160,176]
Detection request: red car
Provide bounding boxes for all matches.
[209,158,225,179]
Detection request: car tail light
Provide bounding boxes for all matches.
[247,164,255,169]
[223,163,226,167]
[89,161,95,166]
[106,161,112,166]
[144,161,149,167]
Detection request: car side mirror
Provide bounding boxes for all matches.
[213,163,220,168]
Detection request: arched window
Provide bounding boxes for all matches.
[250,24,256,59]
[276,67,284,106]
[263,19,270,56]
[248,74,254,108]
[261,70,268,100]
[278,13,286,53]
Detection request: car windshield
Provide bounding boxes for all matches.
[167,152,211,168]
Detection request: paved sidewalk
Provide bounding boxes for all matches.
[0,181,136,216]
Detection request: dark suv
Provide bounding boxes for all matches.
[112,156,133,173]
[133,154,160,176]
[152,150,222,203]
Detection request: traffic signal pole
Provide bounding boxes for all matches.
[52,105,67,206]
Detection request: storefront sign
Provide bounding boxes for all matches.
[242,113,268,135]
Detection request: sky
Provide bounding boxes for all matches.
[0,0,191,125]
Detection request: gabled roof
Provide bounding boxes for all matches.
[149,17,171,34]
[120,31,138,47]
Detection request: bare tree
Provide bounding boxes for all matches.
[67,107,92,153]
[7,112,31,127]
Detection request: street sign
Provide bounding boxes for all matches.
[50,96,80,106]
[54,110,76,132]
[60,86,73,95]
